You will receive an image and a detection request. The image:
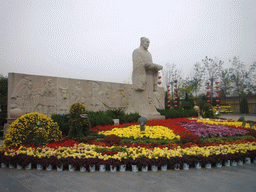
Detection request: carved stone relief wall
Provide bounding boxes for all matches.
[8,73,164,118]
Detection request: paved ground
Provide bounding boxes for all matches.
[0,114,256,192]
[220,114,256,121]
[0,163,255,192]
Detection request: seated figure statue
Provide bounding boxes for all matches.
[125,37,165,120]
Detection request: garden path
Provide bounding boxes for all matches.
[0,164,255,192]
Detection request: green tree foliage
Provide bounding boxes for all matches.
[202,103,214,118]
[191,62,204,103]
[219,69,232,104]
[51,114,70,137]
[202,56,224,103]
[182,93,194,110]
[229,57,256,97]
[0,75,7,130]
[240,97,249,114]
[68,103,91,141]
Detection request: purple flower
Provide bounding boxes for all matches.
[178,122,248,138]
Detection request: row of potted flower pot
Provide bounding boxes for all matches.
[1,157,255,172]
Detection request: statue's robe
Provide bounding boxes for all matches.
[132,47,158,91]
[125,46,163,118]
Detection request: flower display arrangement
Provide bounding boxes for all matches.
[1,115,256,172]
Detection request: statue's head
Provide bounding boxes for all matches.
[140,37,150,50]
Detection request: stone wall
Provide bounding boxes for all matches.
[8,73,165,118]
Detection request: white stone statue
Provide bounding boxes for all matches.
[125,37,165,120]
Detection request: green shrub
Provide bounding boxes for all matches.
[68,103,91,141]
[88,111,114,127]
[88,110,140,127]
[105,109,125,119]
[119,112,141,123]
[202,103,214,118]
[197,95,207,112]
[94,146,127,153]
[182,93,194,110]
[157,108,197,119]
[51,114,70,137]
[240,97,249,114]
[182,101,193,110]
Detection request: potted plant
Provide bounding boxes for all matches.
[214,154,225,168]
[202,155,214,168]
[55,157,64,171]
[88,158,99,172]
[66,157,77,171]
[34,156,44,170]
[107,158,121,172]
[78,158,88,172]
[191,155,203,169]
[173,157,183,171]
[98,159,107,172]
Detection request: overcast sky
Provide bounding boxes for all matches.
[1,0,256,84]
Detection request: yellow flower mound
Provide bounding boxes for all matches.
[98,125,180,140]
[4,112,62,147]
[197,119,253,129]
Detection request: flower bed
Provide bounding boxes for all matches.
[178,121,248,138]
[196,119,254,129]
[1,117,256,172]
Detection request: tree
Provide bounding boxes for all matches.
[190,62,205,103]
[201,56,224,103]
[0,74,8,130]
[161,63,183,107]
[240,97,249,114]
[219,68,232,104]
[229,57,255,98]
[247,61,256,94]
[181,92,194,110]
[161,63,183,90]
